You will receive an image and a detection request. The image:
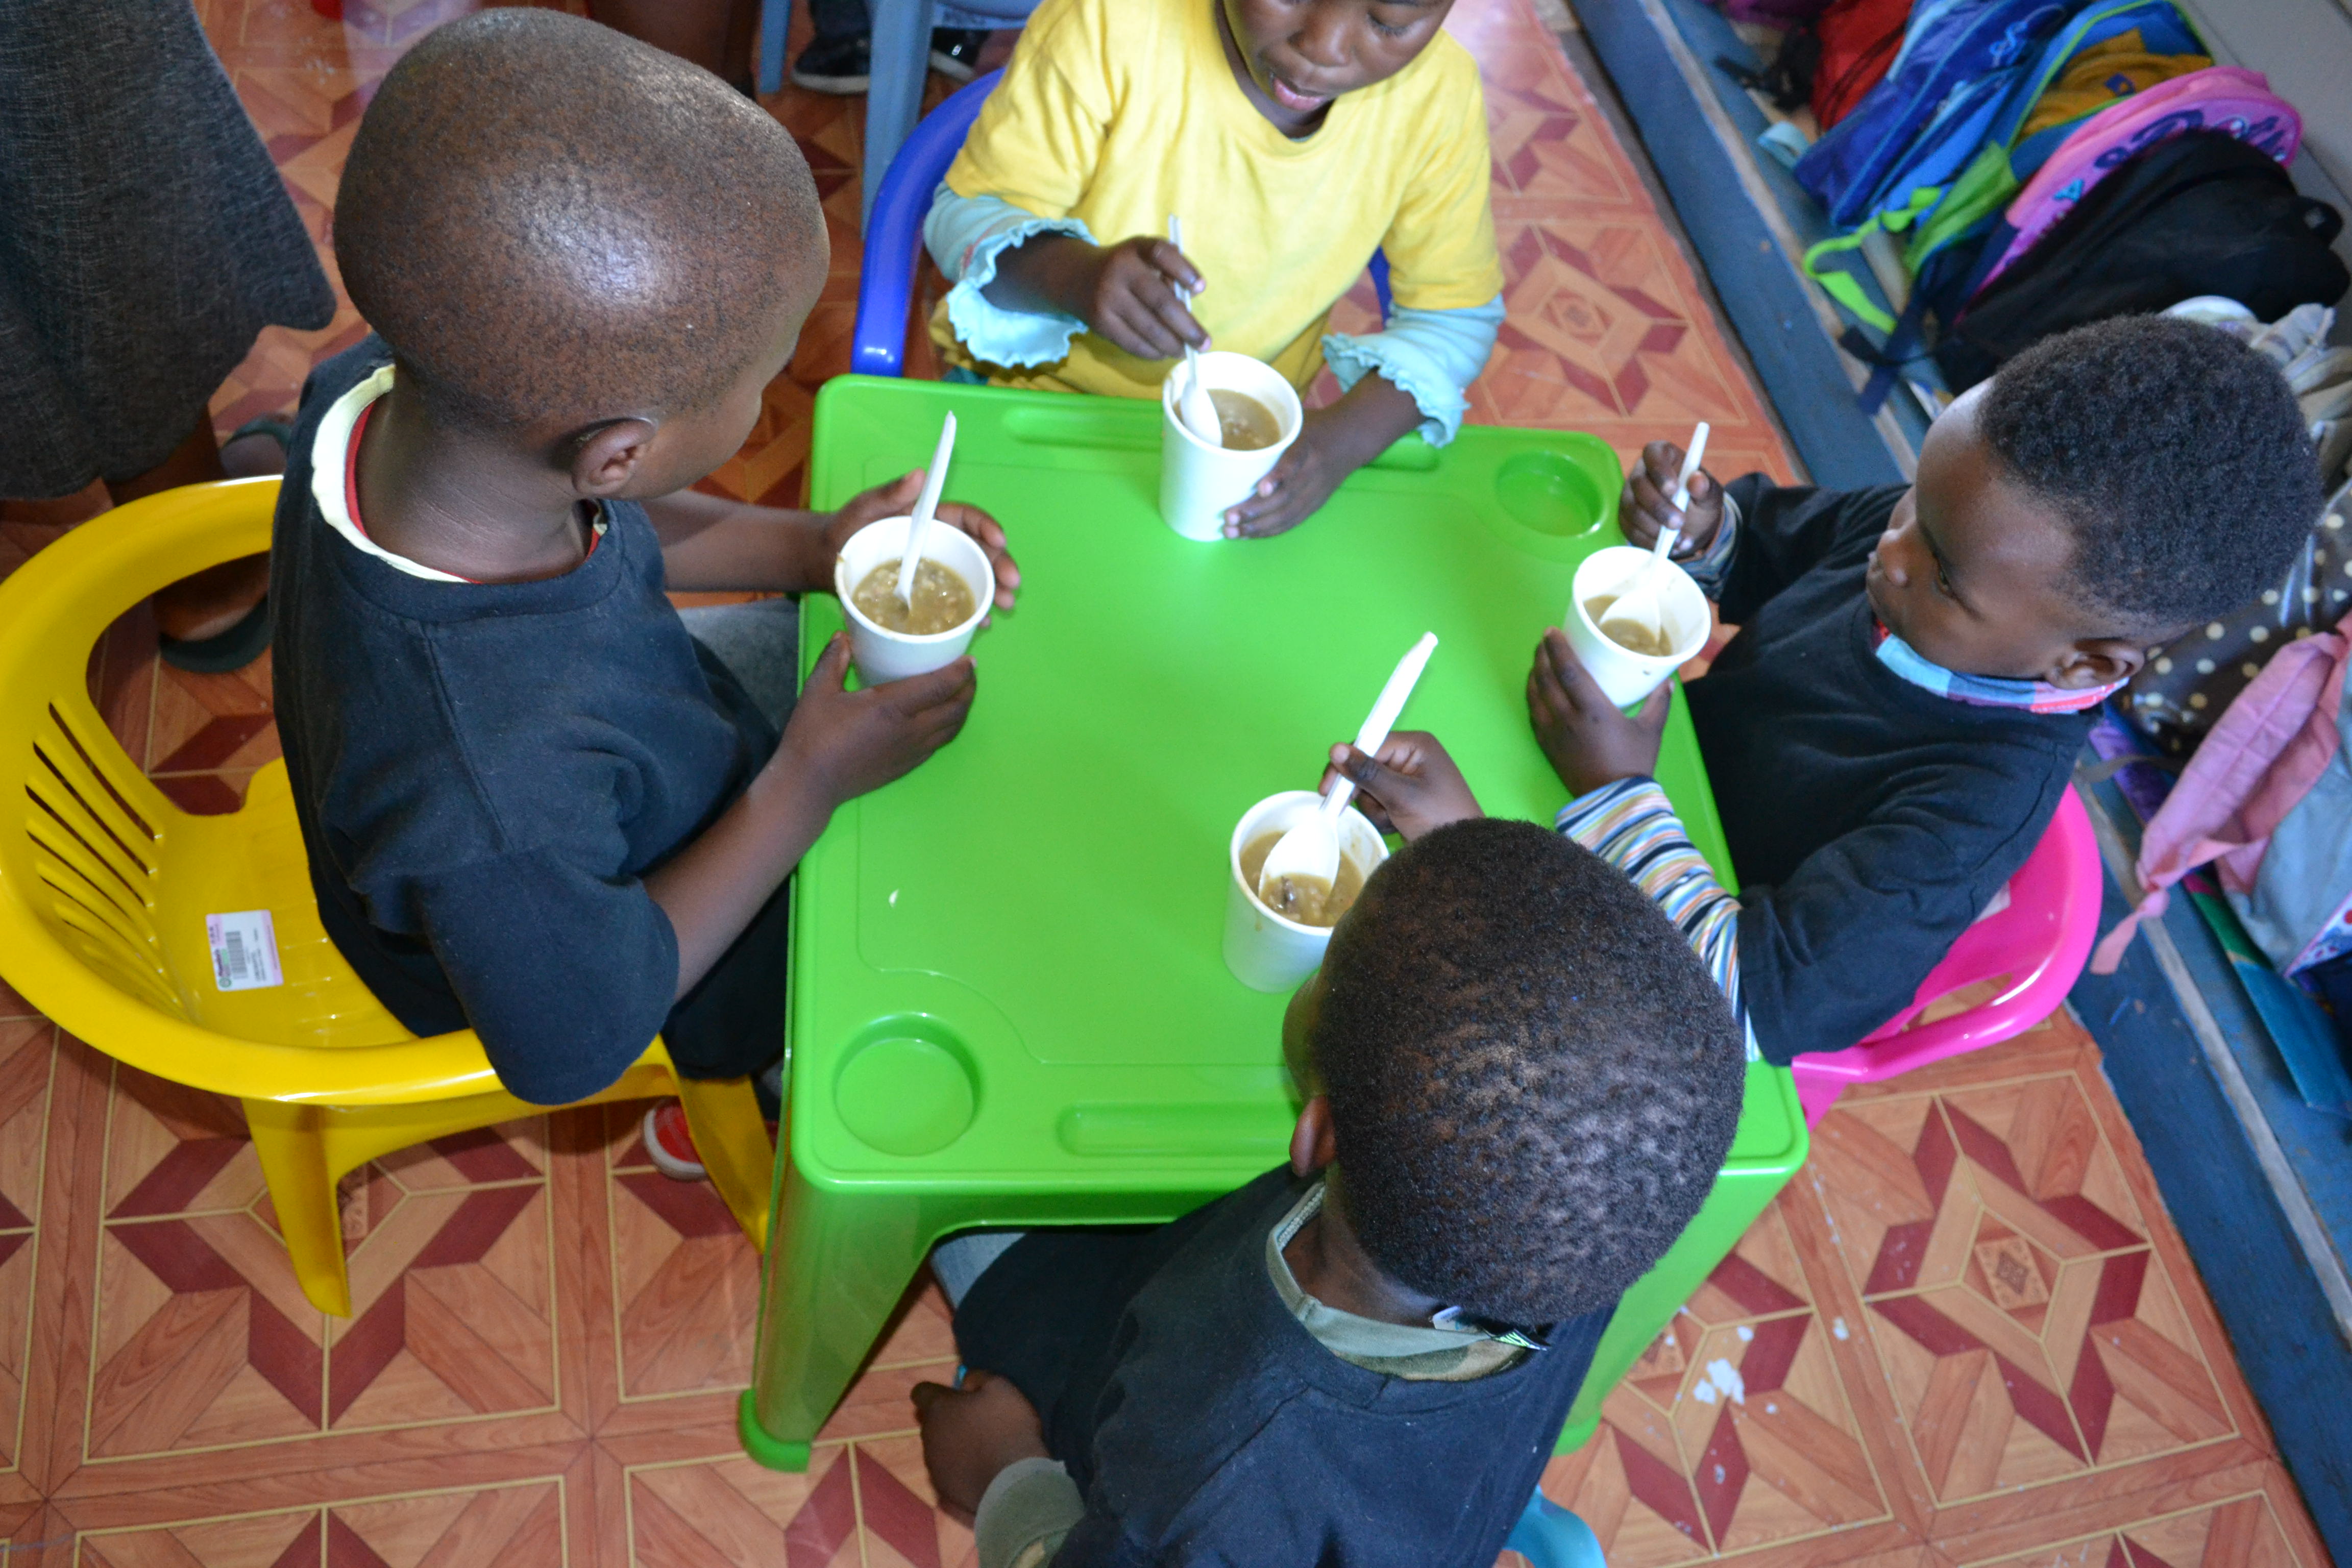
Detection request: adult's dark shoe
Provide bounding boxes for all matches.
[791,31,870,93]
[929,28,989,81]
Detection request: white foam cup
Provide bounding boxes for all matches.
[1562,545,1710,707]
[1222,790,1390,993]
[834,516,995,684]
[1158,352,1304,542]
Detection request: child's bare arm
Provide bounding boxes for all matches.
[645,473,1019,609]
[644,636,974,997]
[1219,374,1423,538]
[985,234,1210,360]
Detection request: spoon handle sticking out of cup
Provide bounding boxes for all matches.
[1166,215,1221,446]
[1596,421,1708,653]
[1651,420,1710,562]
[895,411,958,609]
[1257,632,1439,906]
[1324,631,1439,819]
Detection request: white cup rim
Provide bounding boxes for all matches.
[1163,352,1304,459]
[835,517,993,645]
[1570,546,1710,663]
[1229,789,1386,936]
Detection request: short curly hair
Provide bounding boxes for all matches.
[1979,316,2321,631]
[337,10,824,430]
[1312,818,1746,1327]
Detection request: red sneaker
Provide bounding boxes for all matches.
[642,1101,706,1181]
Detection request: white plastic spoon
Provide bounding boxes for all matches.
[1257,632,1439,916]
[1597,421,1708,653]
[894,411,959,609]
[1166,214,1221,446]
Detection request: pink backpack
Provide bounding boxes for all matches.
[2092,610,2352,975]
[1980,66,2301,293]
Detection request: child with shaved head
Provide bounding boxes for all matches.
[273,11,1019,1170]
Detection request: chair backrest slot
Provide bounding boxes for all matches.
[31,752,153,893]
[45,702,157,842]
[28,811,162,951]
[26,777,148,904]
[37,874,177,1013]
[29,826,145,933]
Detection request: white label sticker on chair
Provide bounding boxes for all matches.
[207,910,283,991]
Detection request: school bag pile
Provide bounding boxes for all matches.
[1717,0,2349,410]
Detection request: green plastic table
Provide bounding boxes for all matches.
[740,377,1808,1471]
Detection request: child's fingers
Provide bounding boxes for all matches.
[1634,682,1674,736]
[1107,297,1185,360]
[1138,284,1210,351]
[877,655,975,717]
[808,632,852,692]
[1538,628,1601,715]
[1147,240,1205,297]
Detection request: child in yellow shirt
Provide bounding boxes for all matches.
[924,0,1503,537]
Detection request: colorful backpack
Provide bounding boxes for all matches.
[1813,0,1917,127]
[1866,62,2294,393]
[1798,0,2200,334]
[1794,0,2085,234]
[1978,64,2299,288]
[1933,131,2348,389]
[1895,24,2212,287]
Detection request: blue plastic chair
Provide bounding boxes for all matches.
[851,69,1002,377]
[1507,1490,1606,1568]
[848,68,1396,378]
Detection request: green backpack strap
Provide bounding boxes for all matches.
[1801,185,1945,335]
[1803,226,1896,334]
[1904,142,2019,273]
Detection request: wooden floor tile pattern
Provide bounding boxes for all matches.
[0,0,2324,1561]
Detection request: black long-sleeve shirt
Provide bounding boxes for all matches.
[271,338,789,1104]
[1683,477,2093,1062]
[955,1168,1610,1567]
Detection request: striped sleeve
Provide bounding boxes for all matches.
[1557,777,1761,1061]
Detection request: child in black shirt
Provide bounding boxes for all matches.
[271,13,1018,1143]
[909,820,1747,1566]
[1523,316,2320,1063]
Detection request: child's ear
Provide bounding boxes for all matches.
[566,418,657,496]
[1289,1095,1339,1178]
[2049,636,2149,690]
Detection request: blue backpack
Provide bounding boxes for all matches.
[1794,0,2203,407]
[1794,0,2087,232]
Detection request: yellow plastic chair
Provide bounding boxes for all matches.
[0,478,775,1316]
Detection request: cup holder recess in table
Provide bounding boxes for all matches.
[1493,451,1606,538]
[832,1018,980,1157]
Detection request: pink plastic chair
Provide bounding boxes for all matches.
[1787,788,2104,1126]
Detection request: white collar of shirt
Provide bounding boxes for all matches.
[310,364,471,583]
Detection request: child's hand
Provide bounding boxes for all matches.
[911,1370,1049,1524]
[1084,236,1210,361]
[1620,440,1724,557]
[824,471,1021,616]
[779,635,975,805]
[1527,628,1672,796]
[1219,411,1351,537]
[1323,731,1483,841]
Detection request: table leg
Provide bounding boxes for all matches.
[742,1160,942,1470]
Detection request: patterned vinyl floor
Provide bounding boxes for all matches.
[0,0,2326,1561]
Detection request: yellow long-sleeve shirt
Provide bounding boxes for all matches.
[933,0,1503,400]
